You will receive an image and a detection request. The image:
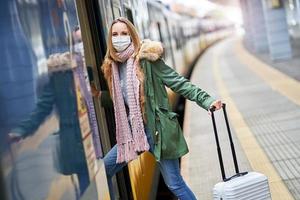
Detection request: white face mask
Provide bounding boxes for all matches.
[112,35,131,52]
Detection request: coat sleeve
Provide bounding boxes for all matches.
[12,80,55,137]
[152,59,215,110]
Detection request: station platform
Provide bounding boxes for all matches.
[250,37,300,82]
[181,36,300,200]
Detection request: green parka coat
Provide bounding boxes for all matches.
[102,40,215,161]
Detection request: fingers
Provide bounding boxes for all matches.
[90,84,100,97]
[209,100,223,112]
[214,100,222,110]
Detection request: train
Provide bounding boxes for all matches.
[0,0,233,199]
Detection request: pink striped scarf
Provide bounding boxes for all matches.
[111,43,149,163]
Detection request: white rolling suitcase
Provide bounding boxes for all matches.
[210,104,272,200]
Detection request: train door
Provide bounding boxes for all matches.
[75,0,133,199]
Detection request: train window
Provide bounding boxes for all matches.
[157,22,164,44]
[174,26,180,49]
[149,21,161,42]
[163,17,176,68]
[141,22,147,39]
[125,7,134,25]
[179,27,185,47]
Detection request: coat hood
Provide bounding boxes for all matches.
[138,39,163,62]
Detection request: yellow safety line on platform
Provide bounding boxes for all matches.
[235,38,300,106]
[212,46,294,200]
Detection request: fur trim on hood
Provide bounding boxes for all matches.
[47,52,77,73]
[138,39,163,62]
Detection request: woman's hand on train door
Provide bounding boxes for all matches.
[91,83,101,98]
[208,100,222,115]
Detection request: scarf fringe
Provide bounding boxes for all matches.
[134,132,150,152]
[116,141,138,163]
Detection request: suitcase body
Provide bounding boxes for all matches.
[210,104,272,200]
[213,172,271,200]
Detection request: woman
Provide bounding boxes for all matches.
[9,52,90,195]
[97,17,222,200]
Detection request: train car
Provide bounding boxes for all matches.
[0,0,233,200]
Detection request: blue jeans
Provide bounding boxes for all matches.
[103,130,197,200]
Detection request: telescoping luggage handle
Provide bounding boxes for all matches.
[210,103,248,182]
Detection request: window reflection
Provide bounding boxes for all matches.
[7,46,90,200]
[0,0,96,199]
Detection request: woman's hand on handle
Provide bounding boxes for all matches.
[209,100,222,114]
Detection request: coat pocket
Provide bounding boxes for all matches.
[155,107,184,157]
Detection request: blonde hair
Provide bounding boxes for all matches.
[101,17,146,122]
